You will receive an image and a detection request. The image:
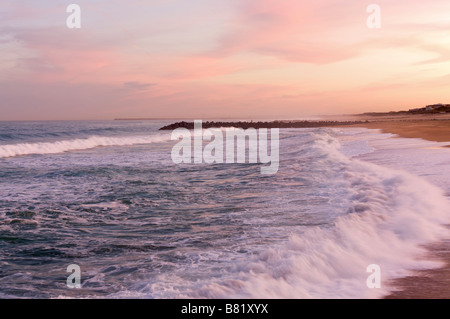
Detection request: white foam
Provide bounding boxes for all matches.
[336,127,450,193]
[0,134,171,158]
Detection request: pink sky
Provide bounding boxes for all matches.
[1,0,450,120]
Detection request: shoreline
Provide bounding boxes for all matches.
[340,119,450,144]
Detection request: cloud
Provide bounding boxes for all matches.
[0,25,135,84]
[122,81,156,91]
[123,81,156,91]
[200,0,450,67]
[201,0,368,64]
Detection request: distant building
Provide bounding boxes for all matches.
[408,103,449,113]
[425,104,444,111]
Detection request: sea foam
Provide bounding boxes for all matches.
[0,134,170,158]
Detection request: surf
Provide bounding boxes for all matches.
[0,134,171,158]
[147,130,450,299]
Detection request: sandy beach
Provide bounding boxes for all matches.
[349,120,450,147]
[327,113,450,144]
[351,120,450,144]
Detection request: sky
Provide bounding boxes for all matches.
[1,0,450,120]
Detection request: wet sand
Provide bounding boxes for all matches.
[384,238,450,299]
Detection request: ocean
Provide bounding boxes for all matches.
[0,120,449,298]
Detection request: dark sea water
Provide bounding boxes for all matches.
[0,120,449,298]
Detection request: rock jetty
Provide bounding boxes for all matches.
[159,120,367,130]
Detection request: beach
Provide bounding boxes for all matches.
[353,120,450,144]
[340,113,450,144]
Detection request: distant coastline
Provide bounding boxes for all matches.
[362,103,450,116]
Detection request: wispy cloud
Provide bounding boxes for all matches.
[122,81,156,91]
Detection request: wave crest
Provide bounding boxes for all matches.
[0,134,170,158]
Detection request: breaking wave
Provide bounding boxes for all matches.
[0,134,170,158]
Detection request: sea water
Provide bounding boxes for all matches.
[0,120,449,298]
